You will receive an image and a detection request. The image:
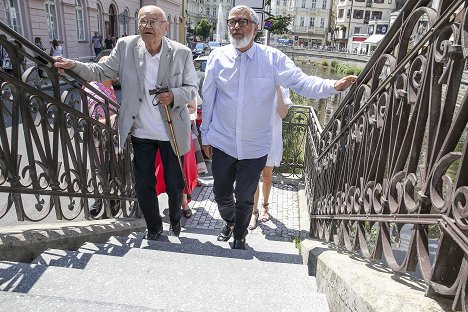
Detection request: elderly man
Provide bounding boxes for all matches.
[55,5,198,239]
[201,5,356,249]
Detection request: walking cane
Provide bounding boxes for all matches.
[149,86,191,200]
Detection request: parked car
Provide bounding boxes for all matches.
[191,42,210,59]
[92,49,120,88]
[207,41,221,50]
[194,55,209,93]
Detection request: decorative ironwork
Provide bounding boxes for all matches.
[0,21,138,222]
[306,0,468,310]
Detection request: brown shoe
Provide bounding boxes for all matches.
[182,207,192,218]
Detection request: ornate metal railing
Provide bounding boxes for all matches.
[305,0,468,310]
[0,21,138,223]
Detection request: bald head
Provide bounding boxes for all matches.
[138,5,167,21]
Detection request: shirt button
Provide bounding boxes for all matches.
[139,98,142,102]
[132,116,135,119]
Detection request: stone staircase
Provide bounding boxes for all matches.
[0,226,329,312]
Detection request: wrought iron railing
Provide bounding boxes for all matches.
[305,0,468,310]
[0,21,138,222]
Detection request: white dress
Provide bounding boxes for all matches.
[266,87,292,167]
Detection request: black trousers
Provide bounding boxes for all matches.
[131,136,184,233]
[211,147,267,240]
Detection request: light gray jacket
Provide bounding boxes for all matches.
[73,35,198,155]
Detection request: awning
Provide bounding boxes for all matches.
[363,34,385,44]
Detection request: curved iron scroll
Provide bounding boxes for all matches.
[0,22,138,222]
[306,0,468,310]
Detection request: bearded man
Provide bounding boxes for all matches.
[201,5,356,249]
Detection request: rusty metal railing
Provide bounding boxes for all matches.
[0,21,138,222]
[305,0,468,310]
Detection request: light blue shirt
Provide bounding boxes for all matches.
[201,43,339,160]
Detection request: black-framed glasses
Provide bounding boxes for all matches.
[138,19,166,28]
[227,18,252,28]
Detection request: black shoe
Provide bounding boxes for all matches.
[170,221,181,237]
[217,224,233,241]
[231,238,246,250]
[145,229,163,240]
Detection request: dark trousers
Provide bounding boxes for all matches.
[211,147,267,240]
[94,47,101,56]
[131,136,184,233]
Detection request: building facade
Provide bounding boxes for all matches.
[1,0,182,62]
[272,0,335,47]
[186,0,233,43]
[335,0,396,52]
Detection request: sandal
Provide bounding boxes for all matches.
[260,203,270,222]
[182,207,192,219]
[248,210,259,230]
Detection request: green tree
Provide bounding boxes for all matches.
[195,19,211,40]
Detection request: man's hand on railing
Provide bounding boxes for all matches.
[53,56,76,75]
[334,75,357,91]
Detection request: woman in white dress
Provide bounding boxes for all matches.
[249,86,292,230]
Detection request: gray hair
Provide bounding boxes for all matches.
[229,5,258,24]
[138,5,167,22]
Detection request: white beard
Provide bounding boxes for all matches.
[229,30,254,49]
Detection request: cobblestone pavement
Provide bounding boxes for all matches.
[182,181,301,240]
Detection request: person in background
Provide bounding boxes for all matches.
[0,34,12,75]
[53,5,198,239]
[34,37,47,78]
[201,5,356,249]
[83,55,118,124]
[90,31,102,56]
[249,86,291,230]
[13,40,27,72]
[50,39,63,57]
[104,34,114,50]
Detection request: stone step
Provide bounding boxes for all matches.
[105,228,302,264]
[26,263,325,311]
[0,290,172,312]
[21,248,326,311]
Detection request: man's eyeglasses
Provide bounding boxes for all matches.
[227,18,253,28]
[138,19,166,28]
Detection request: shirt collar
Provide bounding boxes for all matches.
[145,47,162,60]
[229,42,257,60]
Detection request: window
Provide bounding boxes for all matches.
[300,17,304,26]
[346,9,350,18]
[320,18,325,28]
[302,0,306,8]
[322,0,327,9]
[134,11,138,35]
[3,0,23,35]
[277,0,280,4]
[355,0,365,2]
[283,0,287,6]
[354,27,361,34]
[45,0,59,40]
[97,3,103,35]
[213,7,217,16]
[353,10,364,19]
[75,0,84,40]
[309,17,315,27]
[371,11,382,19]
[206,7,210,15]
[338,9,344,18]
[311,0,316,8]
[374,0,384,3]
[123,9,129,35]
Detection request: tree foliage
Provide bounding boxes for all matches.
[195,19,211,40]
[268,15,291,35]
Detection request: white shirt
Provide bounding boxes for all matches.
[132,49,169,141]
[201,43,339,160]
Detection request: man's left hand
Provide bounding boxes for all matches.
[158,89,174,106]
[334,75,358,91]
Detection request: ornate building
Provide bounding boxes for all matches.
[0,0,182,61]
[186,0,233,42]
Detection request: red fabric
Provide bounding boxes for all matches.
[154,139,198,203]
